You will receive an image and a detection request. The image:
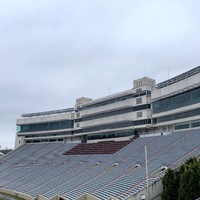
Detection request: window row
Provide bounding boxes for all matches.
[26,138,64,143]
[152,87,200,114]
[79,90,151,111]
[18,131,73,138]
[75,104,151,123]
[87,130,136,140]
[174,120,200,130]
[75,119,151,133]
[17,120,74,133]
[157,108,200,123]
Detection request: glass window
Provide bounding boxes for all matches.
[152,87,200,114]
[174,123,189,130]
[157,108,200,123]
[18,120,74,133]
[82,119,151,133]
[192,121,200,128]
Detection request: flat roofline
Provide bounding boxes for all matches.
[152,83,200,102]
[79,88,134,107]
[156,66,200,89]
[21,107,75,118]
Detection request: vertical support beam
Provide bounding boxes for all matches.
[145,146,149,200]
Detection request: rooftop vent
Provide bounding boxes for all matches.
[134,164,140,168]
[125,163,141,174]
[161,166,168,171]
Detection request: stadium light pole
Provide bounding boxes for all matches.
[145,146,149,200]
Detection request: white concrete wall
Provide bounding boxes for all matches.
[0,188,35,200]
[80,96,151,117]
[125,178,163,200]
[133,77,156,88]
[82,110,151,127]
[78,94,151,127]
[15,136,25,148]
[80,99,134,116]
[80,88,134,107]
[80,110,152,128]
[38,195,50,200]
[79,84,153,112]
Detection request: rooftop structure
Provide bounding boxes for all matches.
[15,66,200,148]
[21,107,75,118]
[156,66,200,89]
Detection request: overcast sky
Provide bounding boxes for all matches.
[0,0,200,149]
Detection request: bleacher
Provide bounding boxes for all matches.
[64,140,132,155]
[0,129,200,200]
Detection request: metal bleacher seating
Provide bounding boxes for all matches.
[0,129,200,200]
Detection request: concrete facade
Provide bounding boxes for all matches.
[15,66,200,148]
[151,66,200,132]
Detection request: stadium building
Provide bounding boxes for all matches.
[15,76,155,148]
[0,66,199,200]
[152,66,200,132]
[15,66,200,148]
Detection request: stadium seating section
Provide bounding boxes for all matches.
[0,129,200,200]
[64,140,132,155]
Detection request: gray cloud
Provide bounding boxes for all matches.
[0,0,200,148]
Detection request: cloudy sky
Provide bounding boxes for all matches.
[0,0,200,148]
